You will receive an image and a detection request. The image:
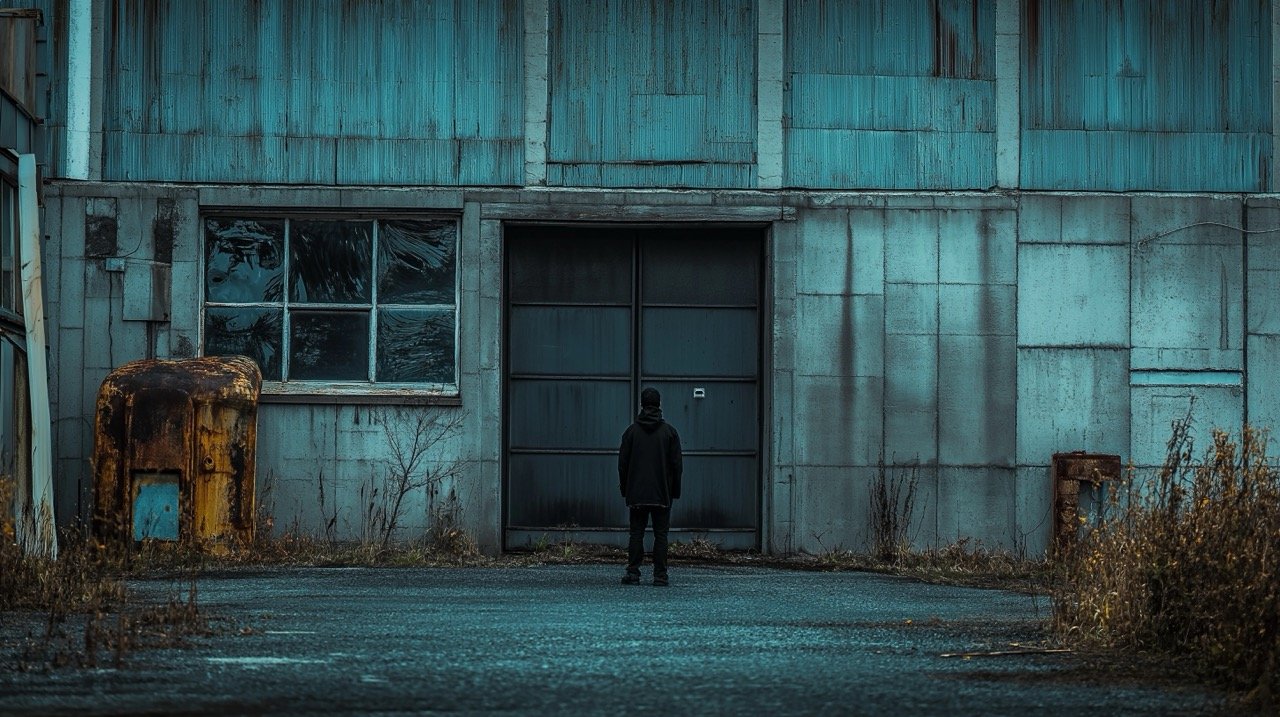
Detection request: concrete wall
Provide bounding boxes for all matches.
[770,191,1262,557]
[42,183,1274,558]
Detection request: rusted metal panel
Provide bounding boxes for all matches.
[784,0,996,189]
[102,0,523,185]
[1022,0,1271,190]
[546,0,756,188]
[93,356,261,550]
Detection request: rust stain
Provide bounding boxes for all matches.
[1023,0,1040,71]
[93,356,261,552]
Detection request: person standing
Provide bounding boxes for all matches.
[618,387,683,586]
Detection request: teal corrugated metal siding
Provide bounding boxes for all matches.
[547,0,757,188]
[1022,0,1271,191]
[785,0,997,189]
[103,0,523,185]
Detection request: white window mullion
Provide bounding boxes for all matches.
[369,220,379,383]
[281,217,291,382]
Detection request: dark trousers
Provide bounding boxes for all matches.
[626,506,671,578]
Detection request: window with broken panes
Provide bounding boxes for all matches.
[202,217,457,386]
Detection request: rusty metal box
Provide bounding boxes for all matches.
[1051,451,1123,553]
[93,356,261,549]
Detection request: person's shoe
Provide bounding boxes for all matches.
[621,573,641,585]
[653,575,669,587]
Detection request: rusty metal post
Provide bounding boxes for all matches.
[1051,452,1122,555]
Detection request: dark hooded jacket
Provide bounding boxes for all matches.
[618,406,683,507]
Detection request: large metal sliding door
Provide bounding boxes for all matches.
[505,226,762,549]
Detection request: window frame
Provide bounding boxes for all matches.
[199,210,461,402]
[0,153,23,333]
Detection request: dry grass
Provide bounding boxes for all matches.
[809,539,1048,592]
[1054,417,1280,705]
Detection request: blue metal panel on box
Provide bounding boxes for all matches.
[133,475,179,541]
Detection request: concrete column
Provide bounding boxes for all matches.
[995,0,1020,189]
[523,0,549,186]
[88,0,104,180]
[64,0,94,180]
[756,0,784,189]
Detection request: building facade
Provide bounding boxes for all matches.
[3,0,1278,555]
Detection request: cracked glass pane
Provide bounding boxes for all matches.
[204,219,285,303]
[1,181,14,313]
[289,310,370,381]
[377,220,456,305]
[290,220,372,304]
[204,307,283,380]
[376,308,455,383]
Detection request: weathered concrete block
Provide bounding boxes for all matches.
[467,459,503,553]
[885,332,937,464]
[938,334,1015,467]
[1130,382,1244,466]
[939,209,1015,284]
[765,468,795,553]
[905,466,939,550]
[885,283,937,335]
[57,259,86,329]
[1014,466,1053,558]
[1060,196,1131,245]
[793,374,883,467]
[937,467,1017,551]
[56,330,83,444]
[849,209,887,294]
[1130,347,1243,371]
[1247,335,1280,444]
[1248,269,1280,335]
[772,296,796,372]
[1017,243,1129,346]
[885,333,937,410]
[795,294,884,377]
[1016,348,1130,465]
[770,370,795,466]
[1132,241,1243,363]
[1131,195,1241,246]
[478,219,502,301]
[884,209,938,284]
[797,209,856,295]
[1020,195,1132,245]
[59,197,86,259]
[168,260,200,330]
[789,466,876,554]
[1248,211,1280,271]
[939,284,1015,336]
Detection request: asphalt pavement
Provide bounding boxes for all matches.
[0,564,1228,715]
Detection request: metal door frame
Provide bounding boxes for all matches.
[500,221,769,552]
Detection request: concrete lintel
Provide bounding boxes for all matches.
[480,203,792,222]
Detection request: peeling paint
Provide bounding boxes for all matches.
[93,356,261,550]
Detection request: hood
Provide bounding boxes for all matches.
[636,405,664,431]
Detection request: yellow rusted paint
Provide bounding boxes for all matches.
[93,356,261,551]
